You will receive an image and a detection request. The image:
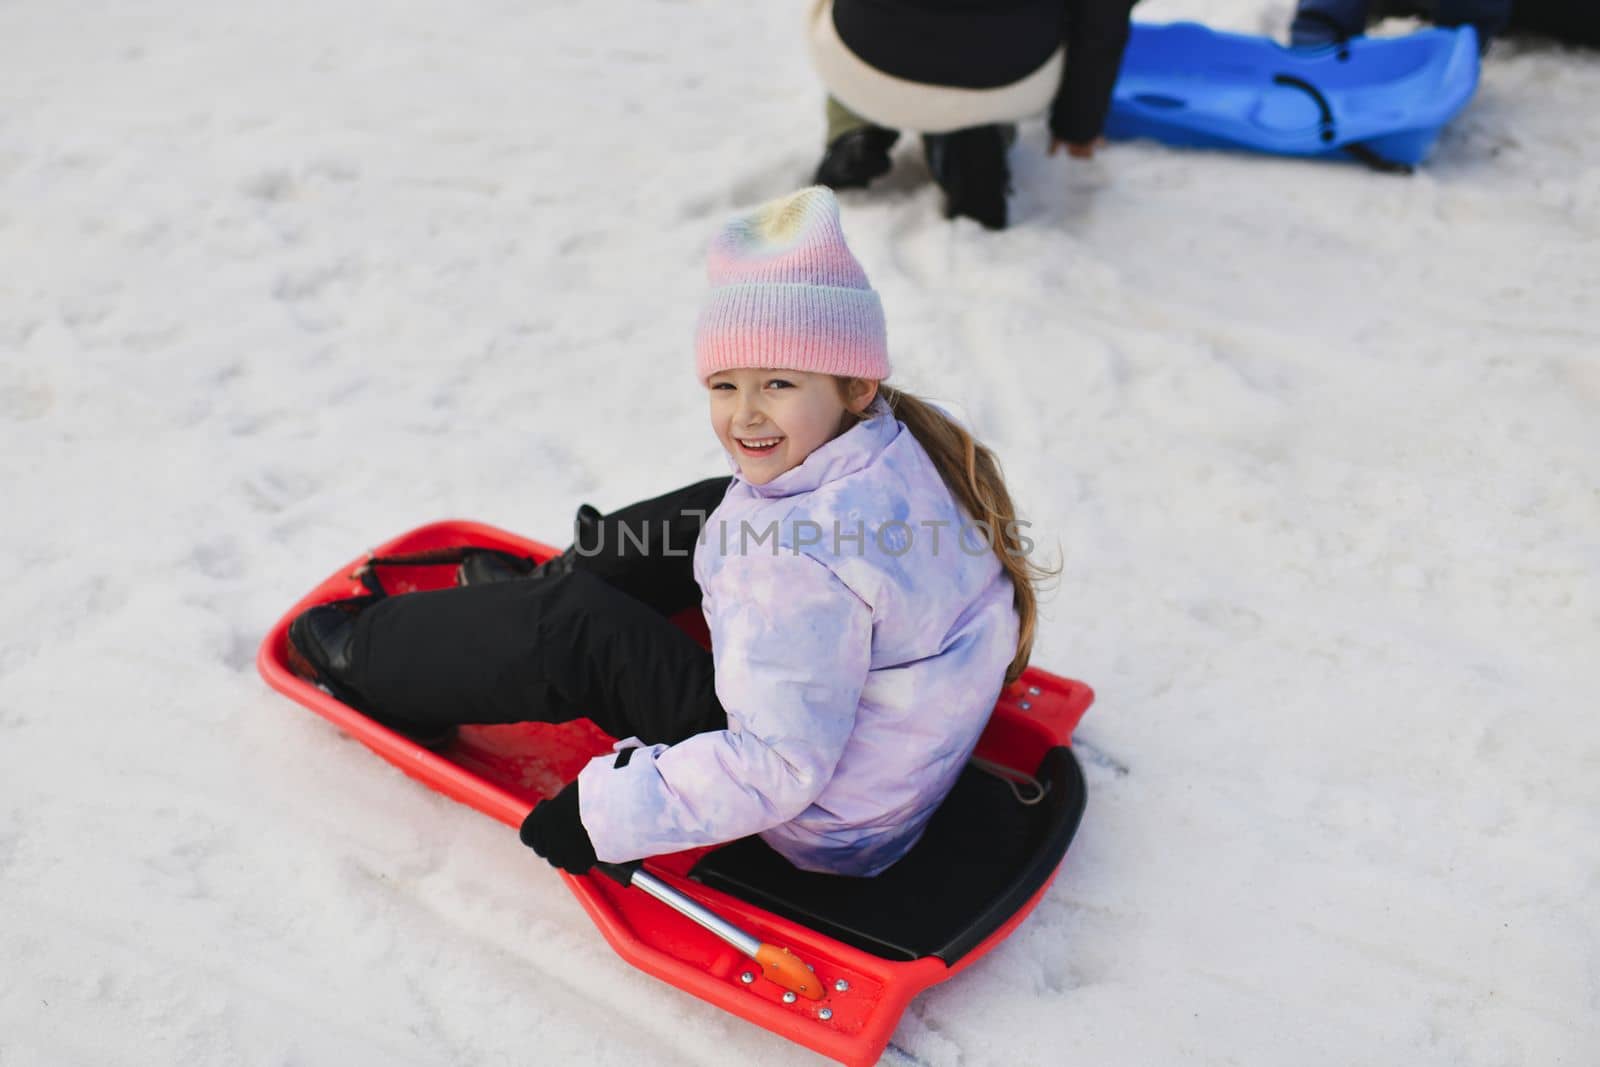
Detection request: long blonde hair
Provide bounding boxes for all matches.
[840,380,1056,684]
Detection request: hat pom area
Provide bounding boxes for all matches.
[695,187,890,383]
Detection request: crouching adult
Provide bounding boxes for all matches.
[808,0,1138,230]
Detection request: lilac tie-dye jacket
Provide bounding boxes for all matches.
[577,399,1020,876]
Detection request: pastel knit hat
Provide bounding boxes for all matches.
[695,186,890,383]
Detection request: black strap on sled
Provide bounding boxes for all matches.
[351,546,536,597]
[1271,74,1414,175]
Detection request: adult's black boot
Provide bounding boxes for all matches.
[924,125,1012,231]
[814,126,900,190]
[287,596,458,751]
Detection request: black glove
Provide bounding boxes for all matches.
[519,779,598,875]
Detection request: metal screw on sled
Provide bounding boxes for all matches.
[1028,686,1041,695]
[783,992,798,1004]
[740,971,755,985]
[819,1008,834,1021]
[1020,701,1032,710]
[834,978,850,993]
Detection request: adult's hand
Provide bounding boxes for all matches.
[1049,136,1107,159]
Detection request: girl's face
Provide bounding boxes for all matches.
[707,369,878,485]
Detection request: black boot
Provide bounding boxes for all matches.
[924,125,1012,231]
[457,505,600,587]
[814,126,900,190]
[287,596,458,751]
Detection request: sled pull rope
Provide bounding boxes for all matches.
[969,757,1048,806]
[597,861,825,1001]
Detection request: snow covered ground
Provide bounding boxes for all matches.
[2,0,1596,1063]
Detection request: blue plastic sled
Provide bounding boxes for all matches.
[1105,22,1481,173]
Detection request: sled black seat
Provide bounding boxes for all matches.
[688,746,1086,965]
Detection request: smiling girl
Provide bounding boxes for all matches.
[708,368,877,484]
[288,187,1050,877]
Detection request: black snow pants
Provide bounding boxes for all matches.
[1508,1,1600,46]
[344,477,733,744]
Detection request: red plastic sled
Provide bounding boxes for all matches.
[258,520,1092,1066]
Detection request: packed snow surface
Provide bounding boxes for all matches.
[2,0,1596,1063]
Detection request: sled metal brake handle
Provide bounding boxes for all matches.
[598,861,825,1000]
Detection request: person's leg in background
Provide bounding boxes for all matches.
[922,124,1014,231]
[814,96,901,190]
[1290,0,1373,46]
[1504,0,1597,47]
[1292,0,1513,49]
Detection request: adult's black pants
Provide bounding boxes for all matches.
[1509,1,1600,46]
[345,477,733,745]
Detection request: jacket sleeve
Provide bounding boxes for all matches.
[576,551,872,864]
[1050,0,1137,144]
